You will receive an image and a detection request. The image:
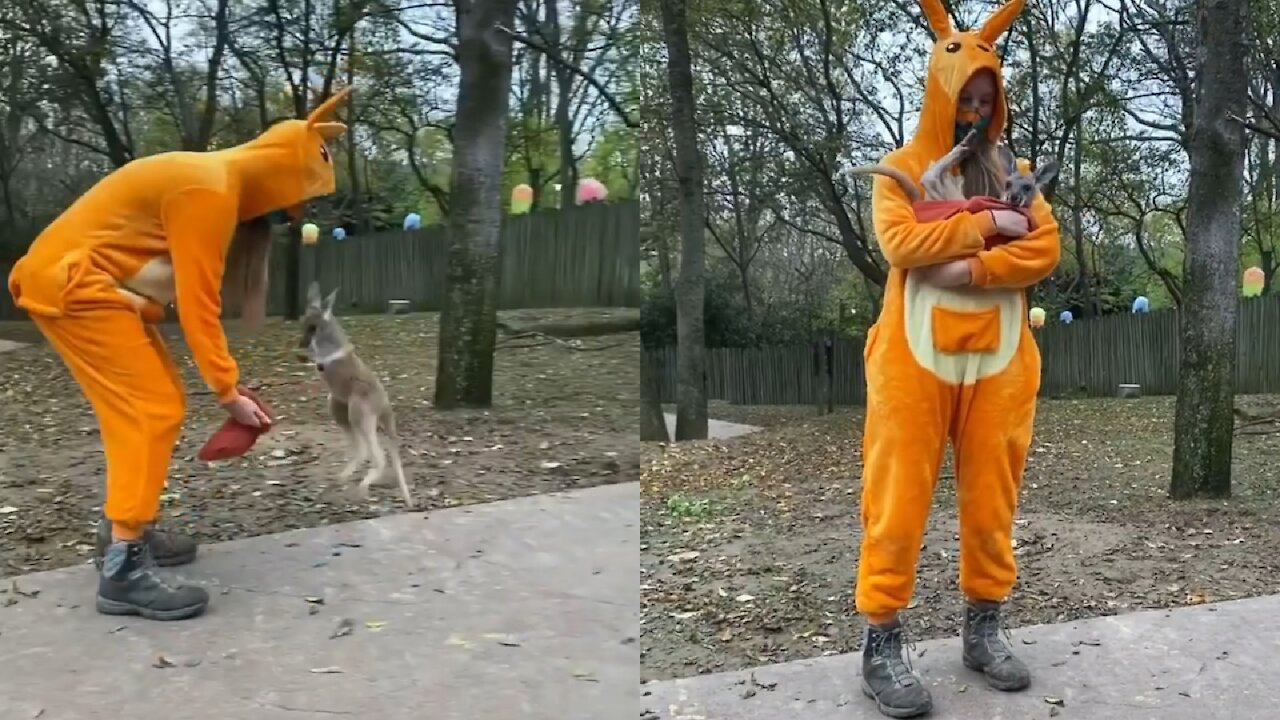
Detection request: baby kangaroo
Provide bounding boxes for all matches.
[298,282,413,507]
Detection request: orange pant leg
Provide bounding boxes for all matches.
[32,309,186,530]
[951,341,1040,603]
[854,328,957,618]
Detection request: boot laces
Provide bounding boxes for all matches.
[972,606,1016,659]
[131,544,183,593]
[869,623,920,686]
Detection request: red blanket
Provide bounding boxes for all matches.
[912,196,1035,250]
[197,386,274,462]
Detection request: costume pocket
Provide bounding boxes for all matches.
[930,304,1001,353]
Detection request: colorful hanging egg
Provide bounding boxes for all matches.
[1029,306,1045,328]
[1243,266,1265,297]
[301,223,319,245]
[575,178,608,205]
[511,184,533,214]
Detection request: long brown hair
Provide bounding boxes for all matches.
[961,134,1007,198]
[222,215,272,330]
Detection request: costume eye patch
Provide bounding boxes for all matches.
[945,42,961,53]
[320,144,330,163]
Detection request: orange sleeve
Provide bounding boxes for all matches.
[870,156,988,269]
[162,187,240,404]
[967,194,1061,289]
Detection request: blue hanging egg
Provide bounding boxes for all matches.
[1059,310,1073,324]
[1132,296,1150,313]
[332,227,346,241]
[403,213,422,231]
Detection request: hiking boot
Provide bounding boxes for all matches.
[96,540,209,621]
[94,515,197,569]
[962,600,1031,691]
[860,618,933,718]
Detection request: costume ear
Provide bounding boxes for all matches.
[312,122,347,140]
[919,0,953,39]
[977,0,1025,44]
[307,86,353,127]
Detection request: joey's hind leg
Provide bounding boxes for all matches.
[349,401,387,500]
[330,394,366,481]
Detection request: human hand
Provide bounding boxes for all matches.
[915,259,973,288]
[221,389,271,428]
[990,209,1030,237]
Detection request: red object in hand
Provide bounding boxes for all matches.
[912,196,1036,250]
[197,386,274,462]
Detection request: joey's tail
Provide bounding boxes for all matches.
[850,164,922,203]
[379,411,413,508]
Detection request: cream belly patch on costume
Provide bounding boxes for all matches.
[902,270,1025,385]
[118,256,176,308]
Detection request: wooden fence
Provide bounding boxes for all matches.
[642,293,1280,405]
[0,200,640,321]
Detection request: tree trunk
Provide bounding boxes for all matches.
[661,0,707,441]
[640,356,671,442]
[346,29,363,231]
[434,0,516,409]
[1169,0,1249,500]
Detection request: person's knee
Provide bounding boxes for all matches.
[145,382,187,435]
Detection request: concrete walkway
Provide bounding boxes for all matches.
[643,594,1280,719]
[663,413,761,440]
[0,482,638,720]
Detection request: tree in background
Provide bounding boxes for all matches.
[433,0,518,409]
[660,0,707,441]
[1169,0,1250,499]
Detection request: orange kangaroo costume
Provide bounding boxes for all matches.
[7,90,351,537]
[855,0,1060,618]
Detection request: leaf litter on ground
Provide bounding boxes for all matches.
[641,396,1280,682]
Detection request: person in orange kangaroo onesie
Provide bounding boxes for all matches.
[6,88,353,621]
[853,0,1060,717]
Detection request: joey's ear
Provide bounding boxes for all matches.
[997,145,1017,176]
[307,281,323,307]
[322,288,339,315]
[1035,160,1060,186]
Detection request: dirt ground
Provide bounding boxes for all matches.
[640,396,1280,683]
[0,309,637,576]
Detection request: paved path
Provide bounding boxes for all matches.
[643,594,1280,719]
[663,413,761,440]
[0,339,26,353]
[0,482,638,720]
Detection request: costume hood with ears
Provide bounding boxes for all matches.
[221,86,353,221]
[913,0,1024,158]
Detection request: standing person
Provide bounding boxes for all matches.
[7,88,354,621]
[853,0,1061,716]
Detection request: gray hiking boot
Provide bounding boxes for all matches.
[96,540,210,621]
[860,619,933,718]
[962,600,1031,691]
[93,515,198,569]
